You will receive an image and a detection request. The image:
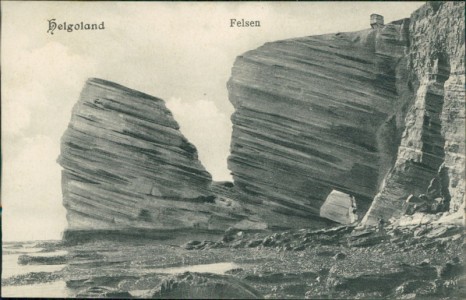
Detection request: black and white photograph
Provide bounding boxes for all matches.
[1,1,465,298]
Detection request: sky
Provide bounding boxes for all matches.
[2,1,424,241]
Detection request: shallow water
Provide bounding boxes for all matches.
[2,241,239,298]
[2,243,68,279]
[2,254,67,278]
[29,250,68,257]
[150,262,239,275]
[1,281,69,297]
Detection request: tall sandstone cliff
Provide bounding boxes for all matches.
[60,3,464,237]
[227,2,464,228]
[363,2,465,225]
[227,17,412,228]
[58,78,259,238]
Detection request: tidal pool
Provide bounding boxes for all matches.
[150,262,240,275]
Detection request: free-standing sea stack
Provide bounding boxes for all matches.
[58,78,258,239]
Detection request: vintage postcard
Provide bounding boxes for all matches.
[2,1,464,298]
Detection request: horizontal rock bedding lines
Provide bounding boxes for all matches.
[58,3,464,235]
[59,78,252,233]
[363,2,465,225]
[227,22,411,227]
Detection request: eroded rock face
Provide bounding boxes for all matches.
[59,3,463,236]
[363,2,465,225]
[58,78,253,236]
[227,19,412,228]
[228,2,464,228]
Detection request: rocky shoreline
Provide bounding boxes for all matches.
[3,222,464,299]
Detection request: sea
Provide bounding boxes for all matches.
[2,240,240,298]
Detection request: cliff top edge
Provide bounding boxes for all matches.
[86,77,163,102]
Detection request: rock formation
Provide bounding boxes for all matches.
[227,2,464,228]
[59,3,464,237]
[58,78,258,239]
[227,15,412,228]
[363,2,465,225]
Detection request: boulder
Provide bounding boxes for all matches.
[320,190,358,224]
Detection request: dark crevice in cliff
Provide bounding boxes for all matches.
[438,165,451,210]
[417,54,451,212]
[411,53,451,198]
[429,2,443,14]
[420,60,449,169]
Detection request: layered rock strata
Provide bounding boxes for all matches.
[363,2,465,225]
[227,18,412,228]
[60,3,464,235]
[59,78,255,236]
[228,2,464,228]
